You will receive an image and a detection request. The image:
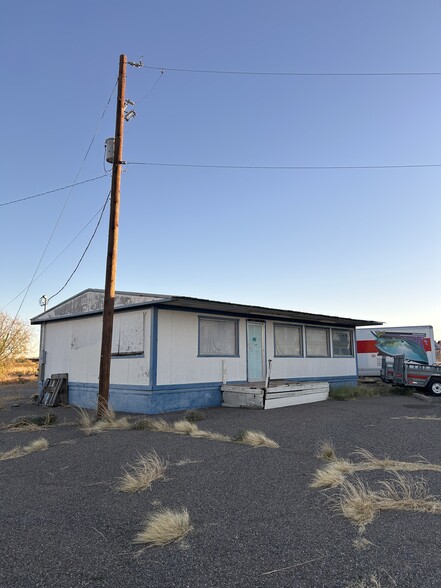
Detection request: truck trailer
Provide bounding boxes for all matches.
[381,355,441,395]
[356,325,436,377]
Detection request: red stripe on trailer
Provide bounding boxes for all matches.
[357,341,378,353]
[407,373,430,380]
[423,338,432,351]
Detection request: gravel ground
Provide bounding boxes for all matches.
[1,389,441,587]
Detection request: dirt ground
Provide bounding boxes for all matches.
[1,387,441,587]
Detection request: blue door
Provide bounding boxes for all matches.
[247,322,265,382]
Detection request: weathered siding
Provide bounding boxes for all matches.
[43,309,151,386]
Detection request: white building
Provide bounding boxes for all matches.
[31,289,380,414]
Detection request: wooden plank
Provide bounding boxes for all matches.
[221,385,264,393]
[265,391,329,409]
[38,373,68,407]
[222,390,264,409]
[267,386,329,400]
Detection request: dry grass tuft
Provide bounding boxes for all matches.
[317,439,337,461]
[4,412,56,432]
[173,420,200,435]
[75,406,130,435]
[375,473,441,514]
[0,437,49,461]
[190,429,232,442]
[131,418,173,432]
[133,508,192,547]
[74,407,95,434]
[132,418,232,443]
[234,430,279,448]
[312,448,441,489]
[116,451,167,493]
[333,473,441,531]
[310,463,348,489]
[353,448,441,474]
[78,410,277,448]
[5,422,41,432]
[310,459,354,489]
[92,415,131,433]
[333,477,378,531]
[94,406,131,431]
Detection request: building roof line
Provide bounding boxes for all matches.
[30,289,382,327]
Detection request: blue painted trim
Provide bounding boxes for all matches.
[150,307,158,387]
[153,381,223,391]
[68,381,222,414]
[197,315,240,357]
[67,374,358,414]
[273,323,304,358]
[111,353,144,359]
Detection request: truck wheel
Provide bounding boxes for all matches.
[428,378,441,396]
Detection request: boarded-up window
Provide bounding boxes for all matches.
[305,327,330,357]
[111,312,144,356]
[199,317,238,356]
[274,324,302,357]
[332,329,353,357]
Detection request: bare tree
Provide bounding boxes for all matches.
[0,311,31,374]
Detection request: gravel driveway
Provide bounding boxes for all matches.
[1,392,441,587]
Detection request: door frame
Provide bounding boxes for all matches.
[246,321,266,382]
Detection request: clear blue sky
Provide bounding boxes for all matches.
[1,0,441,346]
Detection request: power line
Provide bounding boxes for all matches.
[47,192,110,304]
[135,70,164,104]
[7,81,117,328]
[2,199,112,311]
[0,175,108,207]
[141,63,441,77]
[126,160,441,171]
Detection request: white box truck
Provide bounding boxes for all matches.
[356,325,436,377]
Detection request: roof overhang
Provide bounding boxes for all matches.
[155,296,382,328]
[31,289,382,328]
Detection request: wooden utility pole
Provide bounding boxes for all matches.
[97,54,127,418]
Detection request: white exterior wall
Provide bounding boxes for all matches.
[43,309,151,386]
[156,310,246,385]
[266,322,357,380]
[156,309,357,385]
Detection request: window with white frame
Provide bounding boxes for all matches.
[274,324,303,357]
[332,329,353,357]
[199,317,239,356]
[305,327,330,357]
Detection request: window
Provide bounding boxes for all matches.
[111,312,144,356]
[305,327,330,357]
[199,317,239,357]
[274,324,302,357]
[332,329,353,357]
